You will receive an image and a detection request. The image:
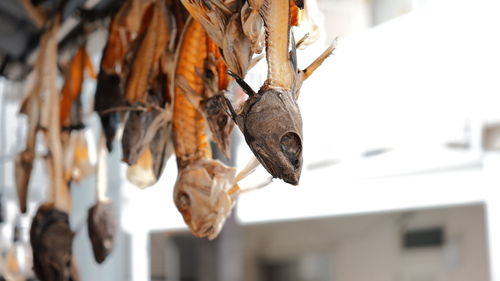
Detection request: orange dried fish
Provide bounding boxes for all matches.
[125,0,169,104]
[60,46,95,127]
[172,18,238,239]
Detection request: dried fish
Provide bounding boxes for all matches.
[176,25,234,158]
[121,0,177,189]
[30,204,79,281]
[27,15,79,281]
[94,0,154,151]
[59,46,95,184]
[225,0,335,185]
[124,0,170,105]
[88,135,117,264]
[173,18,236,239]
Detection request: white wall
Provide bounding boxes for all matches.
[241,204,490,281]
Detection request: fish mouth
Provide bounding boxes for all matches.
[283,173,299,185]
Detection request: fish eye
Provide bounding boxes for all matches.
[217,114,228,128]
[177,192,191,209]
[280,132,302,169]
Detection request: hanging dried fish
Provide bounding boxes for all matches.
[87,135,117,264]
[172,17,272,239]
[225,0,335,185]
[60,46,96,184]
[176,29,234,158]
[172,18,236,239]
[28,16,79,281]
[122,0,175,168]
[94,0,154,151]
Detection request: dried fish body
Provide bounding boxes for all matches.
[94,0,154,151]
[59,46,95,184]
[121,0,177,184]
[173,18,238,239]
[173,19,211,164]
[125,0,171,105]
[176,29,234,157]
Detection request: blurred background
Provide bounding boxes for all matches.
[1,0,500,280]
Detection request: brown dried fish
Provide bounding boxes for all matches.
[88,135,117,264]
[225,0,335,185]
[30,203,79,281]
[88,201,116,264]
[125,0,170,105]
[121,0,176,174]
[94,0,153,151]
[28,16,78,281]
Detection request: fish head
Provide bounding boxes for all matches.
[242,88,303,185]
[174,159,236,239]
